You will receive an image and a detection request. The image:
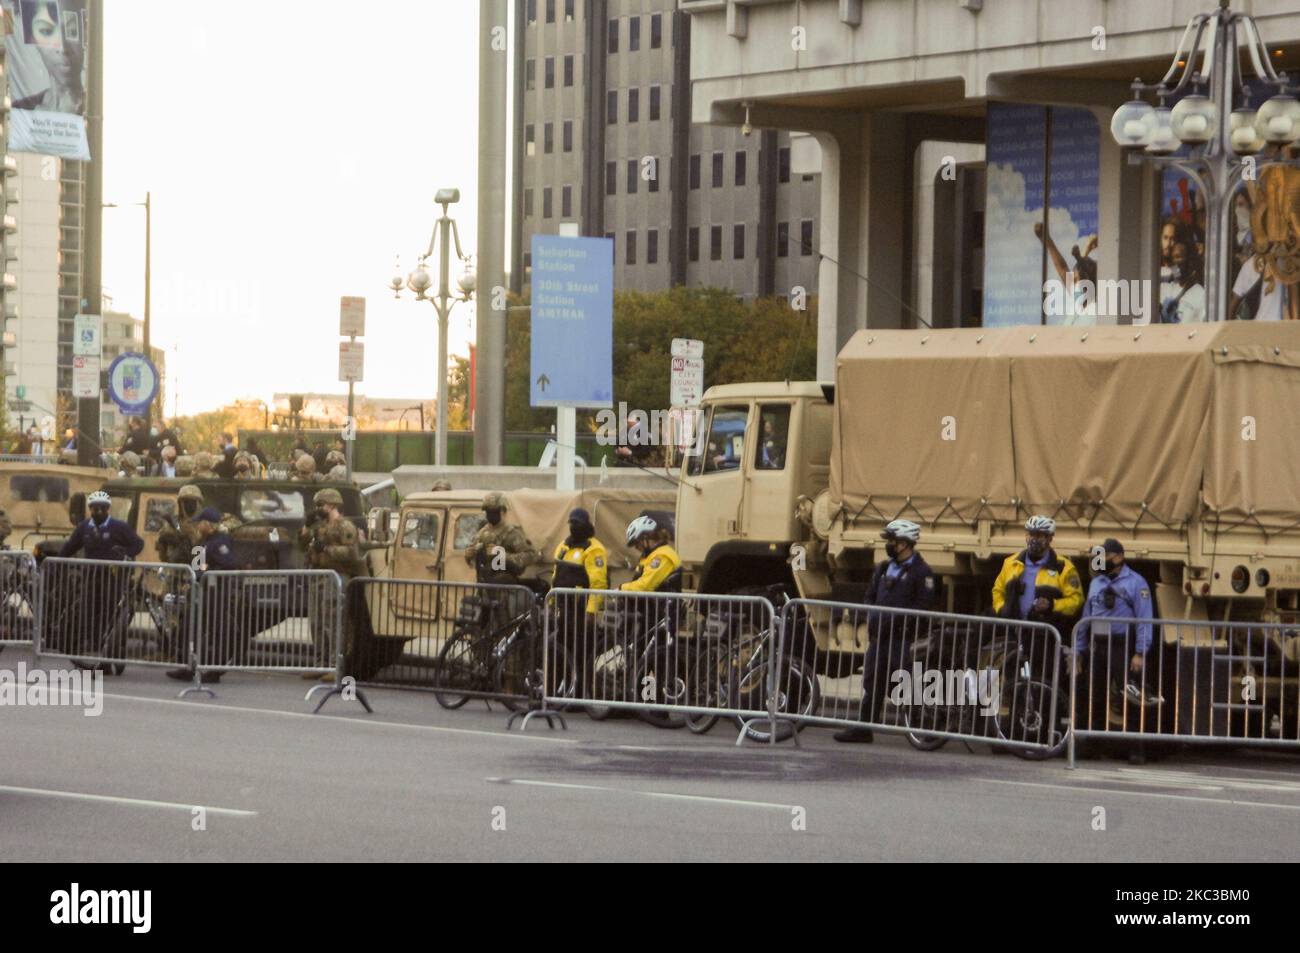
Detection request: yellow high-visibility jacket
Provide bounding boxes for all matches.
[992,549,1084,620]
[620,544,681,593]
[552,537,609,613]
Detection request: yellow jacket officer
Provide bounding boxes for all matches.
[552,508,608,613]
[620,515,681,593]
[992,515,1083,622]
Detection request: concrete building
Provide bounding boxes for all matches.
[679,0,1300,377]
[514,0,820,299]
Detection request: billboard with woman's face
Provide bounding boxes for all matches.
[3,0,90,159]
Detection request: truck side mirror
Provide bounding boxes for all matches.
[371,507,392,544]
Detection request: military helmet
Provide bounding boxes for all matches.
[314,488,343,506]
[178,484,204,501]
[193,450,214,470]
[295,455,317,474]
[325,449,345,466]
[481,491,508,511]
[120,450,141,470]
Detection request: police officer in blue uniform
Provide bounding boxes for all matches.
[57,490,144,670]
[196,507,239,572]
[835,519,938,743]
[168,508,241,683]
[1077,539,1157,754]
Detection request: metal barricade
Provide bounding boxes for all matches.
[779,599,1067,755]
[1067,615,1300,763]
[348,576,541,711]
[537,587,783,740]
[0,550,39,646]
[36,557,197,671]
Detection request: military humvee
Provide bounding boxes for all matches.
[354,486,676,680]
[0,462,109,552]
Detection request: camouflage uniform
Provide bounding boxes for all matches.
[463,492,539,577]
[191,451,217,479]
[119,450,142,477]
[298,488,365,663]
[291,454,319,482]
[157,485,243,564]
[0,507,12,546]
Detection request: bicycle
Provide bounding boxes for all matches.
[586,596,693,728]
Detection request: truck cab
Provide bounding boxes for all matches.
[675,381,832,593]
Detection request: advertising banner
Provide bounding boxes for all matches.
[2,0,91,160]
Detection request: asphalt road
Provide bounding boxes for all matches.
[2,646,1298,862]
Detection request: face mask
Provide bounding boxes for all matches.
[485,510,502,526]
[90,508,109,525]
[181,501,197,517]
[1106,559,1123,578]
[150,428,158,437]
[884,541,898,560]
[1027,539,1047,560]
[315,507,328,519]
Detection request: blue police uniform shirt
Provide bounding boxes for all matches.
[59,516,145,561]
[1078,563,1154,654]
[1019,553,1048,619]
[885,553,915,579]
[203,532,238,572]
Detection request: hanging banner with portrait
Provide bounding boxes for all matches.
[2,0,90,160]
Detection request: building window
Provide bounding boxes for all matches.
[800,219,813,255]
[564,0,574,21]
[689,154,700,190]
[629,15,640,51]
[711,152,723,188]
[626,159,638,194]
[524,188,534,217]
[563,54,574,87]
[525,58,535,91]
[526,0,536,25]
[647,229,659,264]
[606,161,617,196]
[524,251,532,270]
[627,88,639,122]
[606,89,618,124]
[544,122,553,154]
[688,226,700,262]
[626,230,637,265]
[733,224,745,260]
[710,225,722,261]
[545,0,554,23]
[543,187,553,218]
[777,221,789,258]
[649,85,661,121]
[525,124,535,156]
[735,151,746,187]
[563,119,573,152]
[650,13,662,48]
[544,56,555,89]
[778,147,791,183]
[608,18,618,53]
[562,185,572,218]
[648,160,659,193]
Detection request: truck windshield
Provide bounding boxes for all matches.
[241,489,305,521]
[687,406,747,476]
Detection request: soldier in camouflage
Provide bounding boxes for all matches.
[298,487,366,680]
[463,491,539,580]
[292,454,319,482]
[157,484,243,564]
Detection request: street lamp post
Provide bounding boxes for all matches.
[390,189,473,468]
[1110,0,1300,323]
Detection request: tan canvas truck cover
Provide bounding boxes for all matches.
[831,323,1300,535]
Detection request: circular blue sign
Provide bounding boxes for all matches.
[107,352,160,416]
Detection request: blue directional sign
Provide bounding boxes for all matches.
[530,235,613,408]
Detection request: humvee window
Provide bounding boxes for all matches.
[241,489,305,521]
[144,498,178,532]
[401,512,441,550]
[454,513,486,549]
[9,475,70,502]
[110,497,132,522]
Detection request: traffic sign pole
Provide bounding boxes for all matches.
[556,406,575,491]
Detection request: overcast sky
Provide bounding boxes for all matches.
[100,0,485,416]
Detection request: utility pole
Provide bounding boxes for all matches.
[77,0,104,467]
[475,0,508,465]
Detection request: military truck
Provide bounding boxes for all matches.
[675,323,1300,734]
[0,462,109,552]
[355,486,676,680]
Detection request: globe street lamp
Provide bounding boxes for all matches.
[389,189,473,467]
[1109,0,1300,323]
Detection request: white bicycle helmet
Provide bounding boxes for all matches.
[1025,515,1056,534]
[626,515,658,546]
[881,519,921,543]
[87,490,111,506]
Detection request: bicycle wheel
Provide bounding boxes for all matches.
[740,654,819,743]
[493,633,575,712]
[432,628,487,710]
[685,648,723,735]
[903,702,952,751]
[632,651,689,730]
[1001,679,1067,760]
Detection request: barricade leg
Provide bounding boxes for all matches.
[307,576,373,713]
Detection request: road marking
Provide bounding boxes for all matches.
[0,783,256,817]
[979,778,1300,812]
[94,691,577,744]
[485,777,798,810]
